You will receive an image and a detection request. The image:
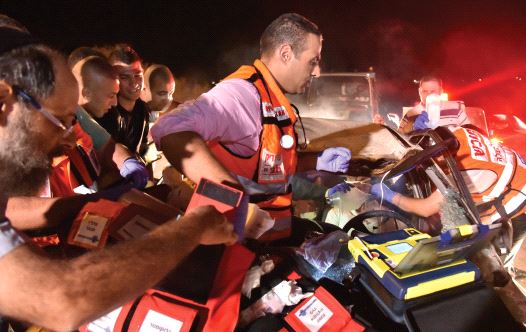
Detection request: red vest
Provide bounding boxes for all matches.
[209,60,298,240]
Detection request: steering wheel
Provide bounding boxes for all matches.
[341,210,414,234]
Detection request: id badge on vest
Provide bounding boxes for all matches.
[259,148,286,182]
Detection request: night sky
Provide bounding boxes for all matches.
[2,0,526,115]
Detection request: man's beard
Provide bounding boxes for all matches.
[0,108,52,197]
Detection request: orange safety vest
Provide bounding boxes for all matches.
[208,60,298,240]
[49,123,100,197]
[454,127,526,222]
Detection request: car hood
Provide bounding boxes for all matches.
[298,117,415,161]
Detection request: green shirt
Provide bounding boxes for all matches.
[75,106,111,150]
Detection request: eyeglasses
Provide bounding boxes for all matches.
[12,85,76,136]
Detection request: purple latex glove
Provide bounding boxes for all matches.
[413,111,430,130]
[326,182,353,199]
[370,183,397,204]
[316,147,352,173]
[120,158,149,189]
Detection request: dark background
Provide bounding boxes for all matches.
[2,0,526,116]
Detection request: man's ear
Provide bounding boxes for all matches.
[277,44,293,64]
[418,87,424,101]
[81,86,91,102]
[0,81,14,104]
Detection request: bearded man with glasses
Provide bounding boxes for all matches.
[0,27,237,330]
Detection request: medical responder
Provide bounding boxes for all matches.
[152,13,351,243]
[372,105,526,280]
[399,75,443,134]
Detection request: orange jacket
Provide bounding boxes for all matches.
[454,127,526,222]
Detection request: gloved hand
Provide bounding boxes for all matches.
[316,147,352,173]
[120,158,149,189]
[326,182,353,199]
[413,111,430,130]
[370,183,397,204]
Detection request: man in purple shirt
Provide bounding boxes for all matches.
[152,13,351,242]
[152,79,261,158]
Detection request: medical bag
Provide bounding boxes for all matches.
[282,286,364,332]
[81,243,255,332]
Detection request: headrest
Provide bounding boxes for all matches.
[427,100,469,129]
[437,101,468,128]
[0,27,40,56]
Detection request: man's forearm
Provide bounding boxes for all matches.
[66,213,205,325]
[6,196,97,230]
[6,196,60,229]
[0,213,204,331]
[395,190,443,217]
[160,131,238,185]
[99,140,133,170]
[96,141,136,189]
[296,152,319,173]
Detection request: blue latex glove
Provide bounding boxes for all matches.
[326,182,353,199]
[316,147,352,173]
[120,158,149,189]
[370,183,397,204]
[413,111,430,130]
